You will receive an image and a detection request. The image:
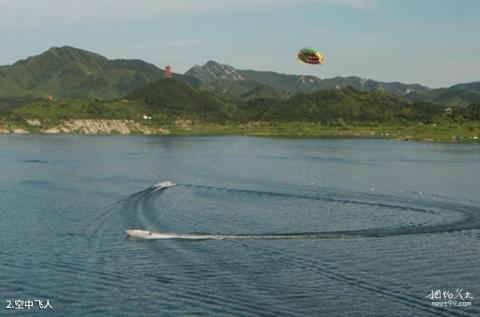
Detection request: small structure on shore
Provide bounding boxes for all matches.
[142,114,152,120]
[48,95,54,102]
[402,105,411,114]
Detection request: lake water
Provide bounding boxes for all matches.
[0,135,479,316]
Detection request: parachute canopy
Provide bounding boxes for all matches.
[297,47,324,65]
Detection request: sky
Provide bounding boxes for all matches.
[0,0,478,87]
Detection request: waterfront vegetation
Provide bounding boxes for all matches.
[1,79,479,142]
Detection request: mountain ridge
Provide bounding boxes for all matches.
[186,60,433,97]
[0,46,478,111]
[186,60,479,106]
[0,46,199,110]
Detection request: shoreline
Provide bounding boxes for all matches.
[1,119,479,143]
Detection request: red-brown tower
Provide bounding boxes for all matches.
[164,65,172,79]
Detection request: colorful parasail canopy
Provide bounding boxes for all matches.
[297,47,324,65]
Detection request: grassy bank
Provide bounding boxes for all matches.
[165,122,480,142]
[3,117,477,143]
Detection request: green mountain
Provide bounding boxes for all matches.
[125,80,444,124]
[186,61,432,97]
[127,79,237,122]
[8,80,457,128]
[127,79,415,123]
[186,61,480,107]
[0,46,199,110]
[405,82,480,106]
[185,61,259,95]
[240,84,285,100]
[244,87,407,123]
[1,46,478,115]
[317,77,431,96]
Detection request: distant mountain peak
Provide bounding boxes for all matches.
[0,46,197,105]
[44,45,104,57]
[48,45,83,51]
[185,60,247,91]
[39,46,108,61]
[204,60,222,67]
[202,60,245,82]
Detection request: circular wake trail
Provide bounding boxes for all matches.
[125,183,480,241]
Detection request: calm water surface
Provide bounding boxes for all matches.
[0,135,479,316]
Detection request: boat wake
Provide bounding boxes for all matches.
[125,229,348,240]
[124,182,480,241]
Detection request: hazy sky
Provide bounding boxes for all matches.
[0,0,478,87]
